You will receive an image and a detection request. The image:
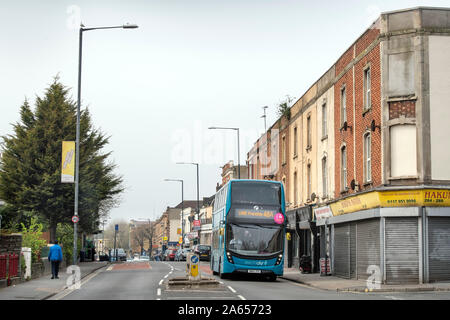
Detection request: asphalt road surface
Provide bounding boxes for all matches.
[49,261,450,300]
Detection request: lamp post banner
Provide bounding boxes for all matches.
[61,141,75,183]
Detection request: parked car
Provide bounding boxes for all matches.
[175,248,192,261]
[109,248,127,262]
[193,245,211,261]
[164,248,177,261]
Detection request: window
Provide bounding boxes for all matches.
[307,164,311,200]
[307,116,312,149]
[341,146,347,191]
[364,133,371,182]
[340,86,347,127]
[322,157,328,198]
[364,67,371,110]
[293,127,298,157]
[294,172,298,205]
[282,135,286,164]
[322,103,327,138]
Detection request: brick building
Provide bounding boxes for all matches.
[246,7,450,283]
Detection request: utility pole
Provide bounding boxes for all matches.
[261,106,268,133]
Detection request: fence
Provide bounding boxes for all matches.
[0,253,19,279]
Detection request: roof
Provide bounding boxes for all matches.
[174,200,202,209]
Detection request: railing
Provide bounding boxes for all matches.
[0,253,19,279]
[0,254,6,279]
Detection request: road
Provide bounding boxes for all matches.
[49,261,450,300]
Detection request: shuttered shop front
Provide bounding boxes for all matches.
[333,223,356,279]
[385,217,419,284]
[356,219,380,281]
[428,217,450,282]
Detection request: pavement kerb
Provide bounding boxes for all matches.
[40,262,110,300]
[280,274,450,293]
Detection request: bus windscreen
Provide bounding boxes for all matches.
[231,181,281,206]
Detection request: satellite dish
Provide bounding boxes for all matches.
[350,179,356,190]
[343,121,348,131]
[371,120,376,132]
[311,193,317,201]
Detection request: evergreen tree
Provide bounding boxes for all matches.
[0,77,124,241]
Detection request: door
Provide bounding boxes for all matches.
[356,219,380,281]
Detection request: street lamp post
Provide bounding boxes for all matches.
[176,162,200,244]
[208,127,241,179]
[73,23,138,266]
[164,179,184,247]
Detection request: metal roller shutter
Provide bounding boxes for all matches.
[356,219,380,281]
[385,218,419,284]
[334,224,351,278]
[428,217,450,282]
[350,223,356,278]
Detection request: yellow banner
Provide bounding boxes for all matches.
[330,189,450,216]
[61,141,75,183]
[330,192,380,216]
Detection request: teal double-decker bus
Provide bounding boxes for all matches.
[210,179,286,281]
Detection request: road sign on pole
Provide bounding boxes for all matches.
[72,216,79,223]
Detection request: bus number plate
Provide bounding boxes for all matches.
[248,270,261,273]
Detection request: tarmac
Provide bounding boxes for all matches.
[0,261,108,300]
[280,267,450,293]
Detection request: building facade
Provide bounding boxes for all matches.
[247,7,450,283]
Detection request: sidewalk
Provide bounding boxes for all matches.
[281,267,450,292]
[0,261,108,300]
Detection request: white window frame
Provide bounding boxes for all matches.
[340,86,347,127]
[364,67,371,111]
[322,156,328,198]
[364,132,372,182]
[322,103,327,138]
[293,127,298,157]
[341,145,347,191]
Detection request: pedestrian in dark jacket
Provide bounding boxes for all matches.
[48,240,63,279]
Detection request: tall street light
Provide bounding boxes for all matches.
[176,162,200,244]
[164,179,184,247]
[208,127,241,179]
[73,23,138,265]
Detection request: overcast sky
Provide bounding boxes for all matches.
[1,0,448,227]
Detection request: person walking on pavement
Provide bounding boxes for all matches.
[48,240,63,279]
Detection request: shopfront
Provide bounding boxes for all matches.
[316,188,450,284]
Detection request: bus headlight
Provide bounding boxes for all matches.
[275,254,283,266]
[226,251,234,264]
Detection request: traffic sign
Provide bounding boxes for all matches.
[115,224,119,231]
[72,216,79,223]
[190,255,199,264]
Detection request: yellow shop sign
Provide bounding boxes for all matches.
[330,189,450,216]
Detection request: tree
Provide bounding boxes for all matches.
[132,222,154,255]
[0,77,124,241]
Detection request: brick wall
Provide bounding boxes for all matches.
[334,34,382,198]
[0,234,22,255]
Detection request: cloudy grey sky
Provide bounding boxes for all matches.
[1,0,447,226]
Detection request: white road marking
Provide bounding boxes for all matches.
[385,295,404,300]
[227,286,236,293]
[164,274,168,279]
[159,280,163,286]
[157,288,161,296]
[238,295,246,300]
[106,266,113,271]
